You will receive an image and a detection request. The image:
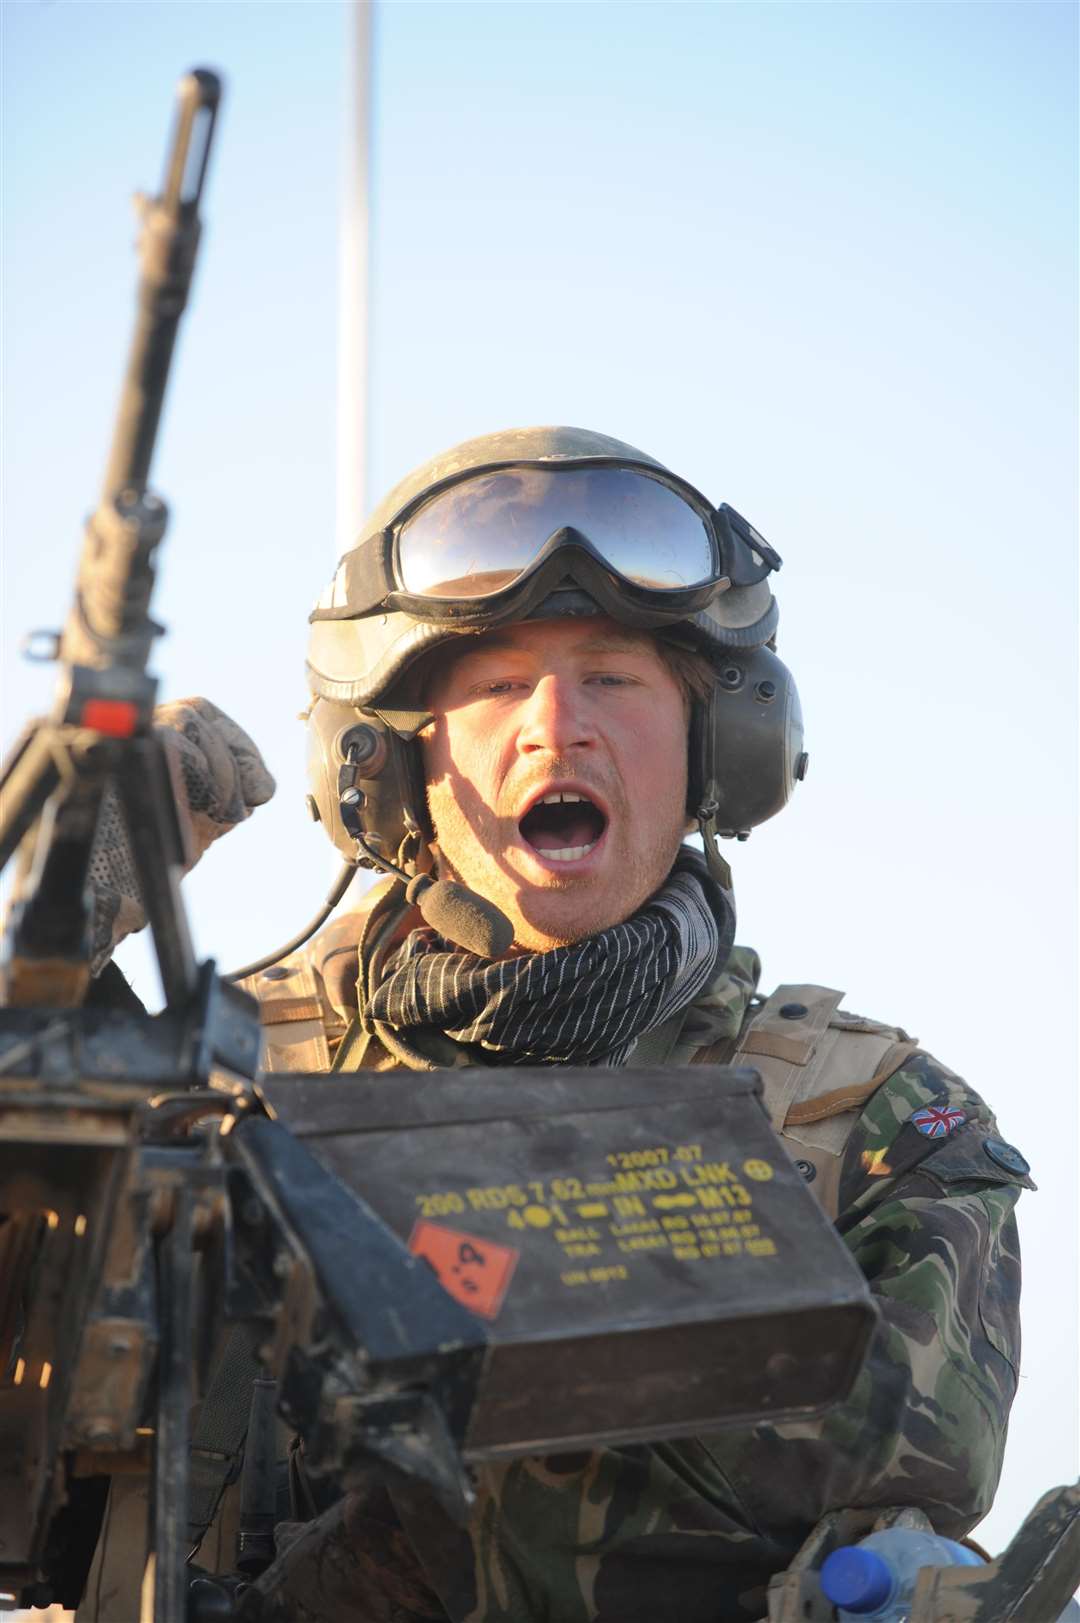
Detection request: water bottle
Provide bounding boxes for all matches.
[819,1525,1080,1621]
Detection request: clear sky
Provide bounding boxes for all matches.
[2,0,1076,1564]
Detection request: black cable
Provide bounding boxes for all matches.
[225,793,511,983]
[223,861,358,982]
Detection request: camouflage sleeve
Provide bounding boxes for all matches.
[718,1050,1032,1537]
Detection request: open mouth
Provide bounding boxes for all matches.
[518,791,607,863]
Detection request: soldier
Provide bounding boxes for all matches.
[84,427,1032,1623]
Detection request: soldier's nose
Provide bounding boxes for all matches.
[516,675,596,755]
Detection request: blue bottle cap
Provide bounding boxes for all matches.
[820,1546,893,1612]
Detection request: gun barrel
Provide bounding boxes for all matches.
[100,69,221,503]
[61,70,222,671]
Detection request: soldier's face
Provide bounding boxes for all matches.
[420,618,690,953]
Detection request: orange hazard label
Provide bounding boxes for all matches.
[408,1220,519,1320]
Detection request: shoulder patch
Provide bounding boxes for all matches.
[838,1052,1034,1217]
[910,1103,967,1138]
[855,1051,983,1146]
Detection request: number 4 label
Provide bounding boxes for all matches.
[408,1220,519,1320]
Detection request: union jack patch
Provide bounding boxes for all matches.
[910,1104,966,1138]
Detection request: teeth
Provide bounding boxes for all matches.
[537,790,585,805]
[542,841,597,862]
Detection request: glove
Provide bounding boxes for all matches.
[159,696,277,866]
[88,697,276,969]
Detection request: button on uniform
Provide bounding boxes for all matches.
[984,1138,1031,1177]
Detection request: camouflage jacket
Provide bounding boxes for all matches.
[237,894,1032,1623]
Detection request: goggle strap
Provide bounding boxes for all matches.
[369,704,434,740]
[719,504,783,586]
[310,529,392,622]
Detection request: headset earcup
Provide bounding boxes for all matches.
[691,648,804,836]
[306,699,430,866]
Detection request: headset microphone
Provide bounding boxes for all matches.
[404,873,515,959]
[340,788,515,959]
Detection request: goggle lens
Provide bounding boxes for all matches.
[396,465,718,600]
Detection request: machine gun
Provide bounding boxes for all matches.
[0,68,243,1614]
[0,67,220,1013]
[1,68,1075,1623]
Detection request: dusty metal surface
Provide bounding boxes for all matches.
[910,1483,1080,1622]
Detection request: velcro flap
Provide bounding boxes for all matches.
[733,984,844,1130]
[259,995,326,1026]
[786,1078,884,1125]
[741,1029,816,1066]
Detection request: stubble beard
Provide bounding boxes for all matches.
[426,767,688,953]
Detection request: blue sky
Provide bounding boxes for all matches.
[2,0,1076,1559]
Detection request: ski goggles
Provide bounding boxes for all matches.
[313,462,781,629]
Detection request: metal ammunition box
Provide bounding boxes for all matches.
[260,1064,877,1457]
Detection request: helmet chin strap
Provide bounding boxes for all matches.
[696,801,734,892]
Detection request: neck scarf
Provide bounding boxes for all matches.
[367,849,734,1067]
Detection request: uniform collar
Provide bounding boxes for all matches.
[678,943,762,1048]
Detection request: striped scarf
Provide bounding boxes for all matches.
[367,850,734,1067]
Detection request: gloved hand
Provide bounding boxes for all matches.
[159,697,277,866]
[88,696,276,969]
